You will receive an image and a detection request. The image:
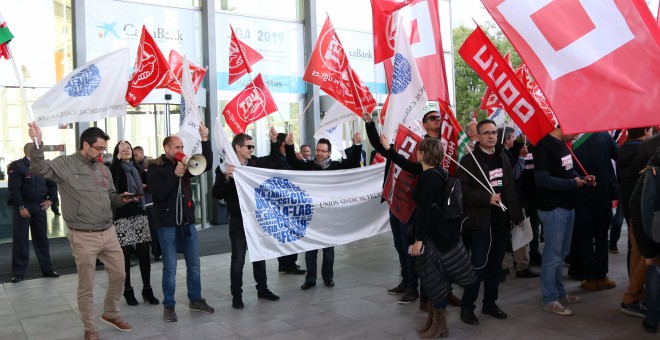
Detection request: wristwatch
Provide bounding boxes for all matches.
[18,206,25,210]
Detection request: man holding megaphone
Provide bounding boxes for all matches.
[147,123,213,322]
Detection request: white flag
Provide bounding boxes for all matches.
[382,26,428,143]
[178,55,202,157]
[232,164,390,262]
[213,116,240,173]
[32,49,129,127]
[314,102,359,159]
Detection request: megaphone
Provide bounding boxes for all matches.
[174,152,207,176]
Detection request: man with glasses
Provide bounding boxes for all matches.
[213,130,284,309]
[27,123,134,340]
[456,119,525,326]
[284,132,363,290]
[148,126,214,322]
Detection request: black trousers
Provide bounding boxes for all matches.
[12,203,53,276]
[229,217,267,295]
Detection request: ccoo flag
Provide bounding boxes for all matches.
[32,49,129,127]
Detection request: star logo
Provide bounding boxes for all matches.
[97,22,119,39]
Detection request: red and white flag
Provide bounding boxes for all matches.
[303,16,376,116]
[370,0,414,64]
[382,124,422,224]
[228,25,263,85]
[481,0,660,133]
[515,63,558,127]
[157,50,206,94]
[479,52,510,111]
[126,26,171,107]
[458,26,554,144]
[222,74,278,134]
[439,104,461,176]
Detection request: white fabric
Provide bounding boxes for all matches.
[32,49,129,127]
[232,163,390,262]
[212,115,240,173]
[382,25,428,143]
[178,55,202,157]
[314,102,360,159]
[512,216,533,251]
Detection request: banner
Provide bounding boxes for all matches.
[221,73,278,134]
[232,164,390,261]
[439,105,461,175]
[458,26,554,144]
[213,116,240,174]
[303,16,377,116]
[228,24,264,85]
[126,26,171,107]
[383,25,428,143]
[157,49,206,94]
[314,101,360,159]
[515,63,558,127]
[479,52,510,111]
[382,124,422,224]
[32,49,129,127]
[370,0,414,64]
[178,55,202,157]
[481,0,660,134]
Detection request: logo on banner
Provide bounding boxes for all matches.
[391,53,412,94]
[254,177,314,243]
[65,65,101,97]
[318,27,347,73]
[236,88,266,122]
[228,40,245,73]
[131,42,163,89]
[386,14,397,51]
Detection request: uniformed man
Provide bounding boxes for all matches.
[7,143,59,283]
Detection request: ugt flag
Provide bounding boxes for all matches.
[481,0,660,133]
[126,26,170,107]
[221,73,278,134]
[382,124,422,224]
[157,50,207,95]
[228,25,263,85]
[382,25,428,143]
[32,49,129,127]
[178,55,202,157]
[232,163,390,262]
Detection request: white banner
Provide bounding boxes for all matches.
[31,49,129,127]
[232,164,390,262]
[178,55,202,156]
[213,116,240,173]
[314,102,360,159]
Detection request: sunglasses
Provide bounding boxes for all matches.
[426,116,440,122]
[243,145,255,150]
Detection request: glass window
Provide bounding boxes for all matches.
[118,0,201,8]
[217,0,304,21]
[315,0,372,31]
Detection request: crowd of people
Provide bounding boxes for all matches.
[6,115,660,339]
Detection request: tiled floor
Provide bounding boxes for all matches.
[0,229,655,339]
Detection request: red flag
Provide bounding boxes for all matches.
[379,93,391,125]
[479,52,510,111]
[438,104,461,176]
[382,124,422,223]
[221,74,278,134]
[126,26,171,107]
[0,12,13,60]
[157,50,206,94]
[370,0,414,64]
[303,16,376,116]
[458,26,554,144]
[228,25,263,85]
[515,63,558,127]
[372,152,386,165]
[481,0,660,134]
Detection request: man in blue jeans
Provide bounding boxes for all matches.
[148,125,214,322]
[534,127,594,316]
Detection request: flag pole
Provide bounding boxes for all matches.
[565,143,590,177]
[446,155,507,211]
[467,146,507,211]
[7,44,39,148]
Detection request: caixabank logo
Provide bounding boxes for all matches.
[95,22,183,41]
[254,177,313,244]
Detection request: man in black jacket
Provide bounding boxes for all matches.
[148,124,213,322]
[212,131,284,309]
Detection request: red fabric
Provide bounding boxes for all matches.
[382,124,421,224]
[370,0,413,64]
[515,63,558,127]
[228,25,263,85]
[303,16,376,116]
[481,0,660,134]
[458,26,554,144]
[126,26,171,107]
[0,43,9,59]
[372,152,386,165]
[479,52,510,111]
[439,104,460,176]
[157,50,207,94]
[221,74,277,134]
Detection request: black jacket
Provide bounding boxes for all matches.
[285,144,362,171]
[148,140,212,227]
[7,157,57,206]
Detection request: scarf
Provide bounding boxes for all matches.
[314,157,332,170]
[120,161,145,209]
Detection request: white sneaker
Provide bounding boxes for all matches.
[543,301,573,316]
[558,294,580,304]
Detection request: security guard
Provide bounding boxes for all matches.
[7,143,59,283]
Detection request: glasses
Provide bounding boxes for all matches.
[242,144,255,150]
[91,144,107,151]
[426,116,440,122]
[315,149,329,153]
[480,131,498,136]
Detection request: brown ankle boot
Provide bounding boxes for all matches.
[421,308,448,339]
[416,301,433,333]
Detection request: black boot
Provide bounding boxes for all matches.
[142,286,160,305]
[124,287,139,306]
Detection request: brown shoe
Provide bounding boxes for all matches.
[84,329,100,340]
[597,277,616,290]
[101,314,133,332]
[580,280,599,291]
[447,293,462,307]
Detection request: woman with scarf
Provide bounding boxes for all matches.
[109,141,159,306]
